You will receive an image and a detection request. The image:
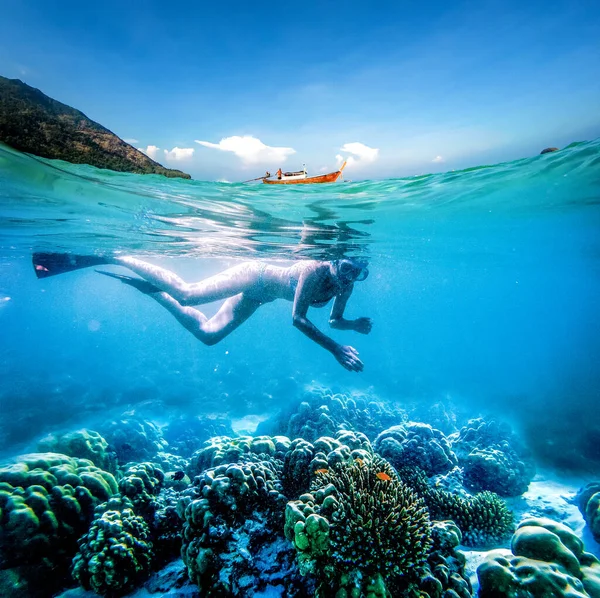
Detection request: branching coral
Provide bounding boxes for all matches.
[398,466,514,547]
[285,456,432,596]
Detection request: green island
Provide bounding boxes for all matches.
[0,76,191,179]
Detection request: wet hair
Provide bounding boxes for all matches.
[333,257,369,282]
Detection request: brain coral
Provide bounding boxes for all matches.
[72,496,153,597]
[285,455,432,596]
[478,517,600,597]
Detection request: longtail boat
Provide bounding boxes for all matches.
[263,161,346,185]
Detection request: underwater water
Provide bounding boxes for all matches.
[1,139,600,597]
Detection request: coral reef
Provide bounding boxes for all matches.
[285,455,433,596]
[0,453,118,593]
[118,462,164,518]
[282,430,373,499]
[179,457,304,596]
[37,428,117,473]
[451,417,535,497]
[418,520,472,598]
[163,415,234,458]
[374,422,458,476]
[477,517,600,597]
[258,385,406,442]
[398,466,514,547]
[188,434,290,478]
[100,418,168,463]
[577,482,600,544]
[72,496,153,597]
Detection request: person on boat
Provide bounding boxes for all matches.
[32,253,372,372]
[276,168,283,180]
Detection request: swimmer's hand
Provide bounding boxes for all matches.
[334,345,364,372]
[353,317,373,335]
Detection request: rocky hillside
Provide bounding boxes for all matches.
[0,76,191,179]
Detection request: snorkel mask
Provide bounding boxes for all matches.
[335,258,369,283]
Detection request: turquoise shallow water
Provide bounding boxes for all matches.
[0,139,599,465]
[1,140,600,597]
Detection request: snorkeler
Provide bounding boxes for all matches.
[32,253,372,372]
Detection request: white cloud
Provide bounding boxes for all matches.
[164,147,195,161]
[124,138,139,144]
[432,156,444,163]
[336,142,379,168]
[195,135,295,165]
[139,145,161,160]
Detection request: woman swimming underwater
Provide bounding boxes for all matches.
[32,254,372,372]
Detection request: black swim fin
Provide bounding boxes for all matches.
[95,270,161,294]
[32,252,109,279]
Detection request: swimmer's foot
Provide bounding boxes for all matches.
[95,270,161,294]
[33,252,109,279]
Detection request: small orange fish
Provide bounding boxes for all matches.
[376,472,391,481]
[314,468,329,475]
[355,458,364,467]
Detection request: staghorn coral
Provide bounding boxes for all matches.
[398,466,514,547]
[72,496,153,597]
[285,455,432,596]
[577,482,600,544]
[37,428,117,474]
[0,453,118,593]
[188,435,291,478]
[374,422,458,476]
[478,517,600,597]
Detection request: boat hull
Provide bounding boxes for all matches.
[263,170,343,184]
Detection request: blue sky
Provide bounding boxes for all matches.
[1,0,599,180]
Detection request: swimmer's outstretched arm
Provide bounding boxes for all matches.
[329,285,373,335]
[292,267,364,372]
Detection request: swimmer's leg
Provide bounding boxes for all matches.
[114,256,260,306]
[150,292,261,345]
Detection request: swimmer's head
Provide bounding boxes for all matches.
[333,257,369,284]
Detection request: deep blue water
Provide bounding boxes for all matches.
[1,140,599,471]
